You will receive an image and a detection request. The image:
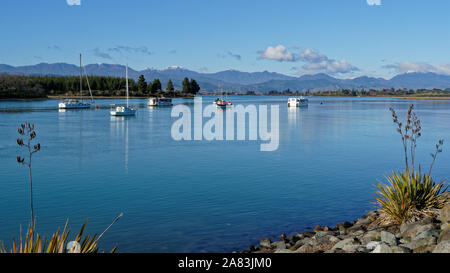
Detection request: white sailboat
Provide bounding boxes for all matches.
[58,54,94,109]
[110,64,137,116]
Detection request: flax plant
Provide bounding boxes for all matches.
[16,122,40,226]
[0,214,122,253]
[375,105,449,224]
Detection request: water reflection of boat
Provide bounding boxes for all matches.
[110,64,136,116]
[58,54,94,109]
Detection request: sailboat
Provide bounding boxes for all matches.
[58,54,94,109]
[110,64,137,116]
[214,82,232,107]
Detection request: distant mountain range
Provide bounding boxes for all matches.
[2,63,450,93]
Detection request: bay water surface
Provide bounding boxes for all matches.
[0,96,449,252]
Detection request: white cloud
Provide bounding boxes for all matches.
[257,45,295,62]
[383,61,450,75]
[66,0,81,6]
[366,0,381,6]
[258,45,359,75]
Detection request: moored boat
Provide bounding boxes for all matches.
[110,64,136,116]
[59,54,94,109]
[148,97,173,106]
[216,99,232,107]
[287,96,308,107]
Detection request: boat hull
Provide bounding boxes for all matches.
[110,110,136,116]
[58,102,92,109]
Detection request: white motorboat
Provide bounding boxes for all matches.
[148,97,173,106]
[59,54,94,109]
[110,64,136,116]
[287,96,308,107]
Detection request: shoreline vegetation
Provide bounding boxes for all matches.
[242,198,450,253]
[0,74,199,99]
[2,74,450,100]
[242,104,450,254]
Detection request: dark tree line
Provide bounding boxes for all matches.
[136,75,200,97]
[0,74,201,98]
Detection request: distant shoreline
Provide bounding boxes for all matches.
[1,94,450,101]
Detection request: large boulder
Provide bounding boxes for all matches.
[405,230,438,253]
[438,225,450,243]
[440,204,450,224]
[331,237,360,252]
[381,231,398,246]
[366,241,381,251]
[271,241,286,250]
[432,240,450,253]
[259,238,272,249]
[371,242,393,253]
[312,235,341,252]
[361,230,382,245]
[295,244,314,253]
[400,222,438,239]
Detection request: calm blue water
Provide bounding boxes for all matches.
[0,96,449,252]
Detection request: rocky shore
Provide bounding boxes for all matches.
[243,201,450,253]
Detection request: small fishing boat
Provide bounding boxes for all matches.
[58,54,94,109]
[148,97,173,106]
[287,96,308,107]
[216,99,232,107]
[110,64,136,116]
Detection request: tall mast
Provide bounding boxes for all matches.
[79,53,83,101]
[126,64,129,107]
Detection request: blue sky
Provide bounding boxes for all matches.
[1,0,449,78]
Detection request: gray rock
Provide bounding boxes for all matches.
[366,241,381,250]
[312,235,341,252]
[399,238,410,244]
[314,231,337,238]
[259,238,272,248]
[440,204,450,223]
[415,229,440,240]
[272,241,286,249]
[331,237,360,251]
[405,234,437,252]
[356,246,371,253]
[298,237,314,246]
[391,246,411,253]
[372,242,392,253]
[352,230,365,237]
[438,225,450,243]
[442,222,449,230]
[274,249,295,253]
[347,224,367,234]
[400,222,438,239]
[361,230,382,245]
[381,231,398,246]
[295,244,314,253]
[432,240,450,253]
[356,217,372,226]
